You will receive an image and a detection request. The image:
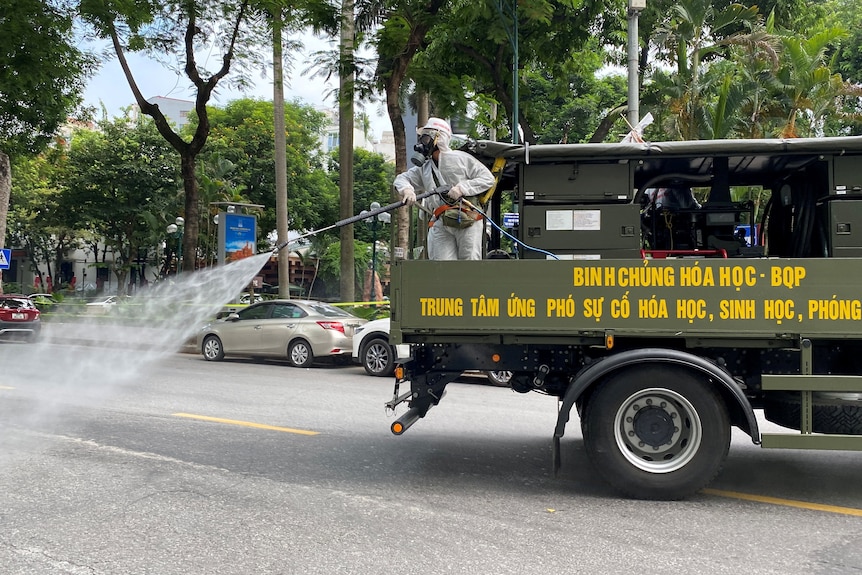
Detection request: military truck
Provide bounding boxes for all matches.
[385,135,862,500]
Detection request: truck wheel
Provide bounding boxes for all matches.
[764,392,862,435]
[582,366,730,500]
[362,337,395,377]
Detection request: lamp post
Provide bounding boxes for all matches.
[360,202,391,301]
[166,216,185,275]
[627,0,647,130]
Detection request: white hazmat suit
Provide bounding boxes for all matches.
[394,119,495,260]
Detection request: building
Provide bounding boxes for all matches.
[130,96,195,129]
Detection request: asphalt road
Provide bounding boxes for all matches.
[2,341,862,574]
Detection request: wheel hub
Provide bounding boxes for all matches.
[619,393,686,457]
[631,405,677,448]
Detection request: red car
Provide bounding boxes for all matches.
[0,295,41,342]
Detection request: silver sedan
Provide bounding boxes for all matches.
[197,300,367,368]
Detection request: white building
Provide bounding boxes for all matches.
[318,108,395,162]
[130,96,195,129]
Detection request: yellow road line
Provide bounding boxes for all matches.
[172,412,320,436]
[0,385,14,390]
[703,488,862,517]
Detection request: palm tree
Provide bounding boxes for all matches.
[773,27,859,137]
[652,0,759,139]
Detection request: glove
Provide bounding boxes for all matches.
[401,186,417,205]
[447,184,465,201]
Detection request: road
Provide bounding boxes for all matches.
[1,341,862,574]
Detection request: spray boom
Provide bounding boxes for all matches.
[273,185,451,254]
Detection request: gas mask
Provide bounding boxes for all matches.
[411,132,437,166]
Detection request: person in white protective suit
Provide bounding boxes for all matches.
[393,118,495,260]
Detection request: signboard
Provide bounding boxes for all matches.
[502,213,519,228]
[217,213,257,265]
[394,259,862,337]
[0,249,9,270]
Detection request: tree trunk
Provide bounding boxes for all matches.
[339,0,356,301]
[180,154,199,272]
[387,83,410,256]
[0,151,9,295]
[273,9,291,299]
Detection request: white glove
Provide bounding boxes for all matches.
[447,184,465,201]
[401,185,417,205]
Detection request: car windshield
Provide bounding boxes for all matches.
[306,302,353,318]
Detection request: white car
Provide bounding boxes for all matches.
[352,318,409,377]
[351,318,512,386]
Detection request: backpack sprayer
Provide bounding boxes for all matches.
[271,185,452,254]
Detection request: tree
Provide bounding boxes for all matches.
[203,98,339,239]
[62,118,181,294]
[7,149,81,290]
[0,0,92,292]
[339,0,357,301]
[772,27,862,138]
[373,0,448,255]
[80,0,260,272]
[328,147,395,244]
[650,0,759,140]
[413,0,617,144]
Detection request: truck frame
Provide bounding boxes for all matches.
[386,135,862,500]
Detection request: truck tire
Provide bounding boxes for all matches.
[581,366,730,500]
[764,392,862,435]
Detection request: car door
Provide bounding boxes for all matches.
[255,302,303,355]
[219,303,273,354]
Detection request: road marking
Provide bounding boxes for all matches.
[703,488,862,517]
[172,412,320,436]
[0,385,14,390]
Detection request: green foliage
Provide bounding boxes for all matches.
[62,117,181,293]
[520,61,627,144]
[315,239,372,300]
[7,149,84,278]
[0,0,94,158]
[202,98,339,241]
[328,147,395,243]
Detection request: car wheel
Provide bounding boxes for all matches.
[362,337,395,377]
[202,335,225,361]
[486,370,513,386]
[288,339,314,368]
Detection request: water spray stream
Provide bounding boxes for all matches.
[0,188,449,462]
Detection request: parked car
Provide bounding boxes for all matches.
[87,295,117,307]
[351,318,512,385]
[197,299,367,367]
[0,295,41,342]
[352,318,410,377]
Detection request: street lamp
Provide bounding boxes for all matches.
[166,216,185,275]
[360,202,391,301]
[627,0,647,130]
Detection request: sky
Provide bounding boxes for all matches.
[80,34,393,141]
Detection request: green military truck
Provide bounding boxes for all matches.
[386,135,862,500]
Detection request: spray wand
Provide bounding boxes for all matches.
[272,185,450,254]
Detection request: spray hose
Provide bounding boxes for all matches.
[273,183,558,260]
[273,185,452,254]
